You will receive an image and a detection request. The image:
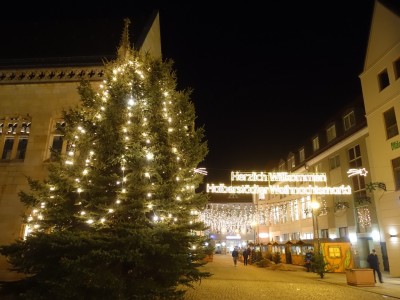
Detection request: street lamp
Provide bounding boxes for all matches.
[311,201,320,253]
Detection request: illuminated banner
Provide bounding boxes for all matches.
[231,171,327,182]
[206,183,352,195]
[207,171,353,195]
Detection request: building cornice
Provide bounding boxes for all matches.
[0,65,106,84]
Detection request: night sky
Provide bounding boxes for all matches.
[0,1,377,182]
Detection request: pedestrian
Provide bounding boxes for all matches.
[304,250,313,272]
[367,249,383,283]
[232,247,239,266]
[242,248,249,266]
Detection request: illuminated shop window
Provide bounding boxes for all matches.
[328,246,341,258]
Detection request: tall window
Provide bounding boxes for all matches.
[348,145,367,204]
[312,136,319,152]
[394,57,400,80]
[348,145,362,168]
[47,120,67,161]
[291,200,299,221]
[326,124,336,142]
[384,107,399,139]
[392,157,400,191]
[329,154,340,170]
[321,229,329,239]
[378,69,390,91]
[1,137,14,159]
[339,227,348,238]
[0,116,31,161]
[314,163,322,173]
[343,111,355,131]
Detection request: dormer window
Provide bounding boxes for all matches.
[343,111,355,131]
[326,124,336,142]
[287,153,295,169]
[312,136,319,152]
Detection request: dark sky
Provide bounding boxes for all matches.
[0,1,376,182]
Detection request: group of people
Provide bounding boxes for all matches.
[233,246,383,283]
[231,247,251,266]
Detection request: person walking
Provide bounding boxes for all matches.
[304,250,313,272]
[232,247,239,266]
[367,249,383,283]
[242,248,249,266]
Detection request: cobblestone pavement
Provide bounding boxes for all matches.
[181,254,400,299]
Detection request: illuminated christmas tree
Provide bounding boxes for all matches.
[0,19,211,299]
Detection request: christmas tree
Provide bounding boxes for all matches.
[0,19,211,300]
